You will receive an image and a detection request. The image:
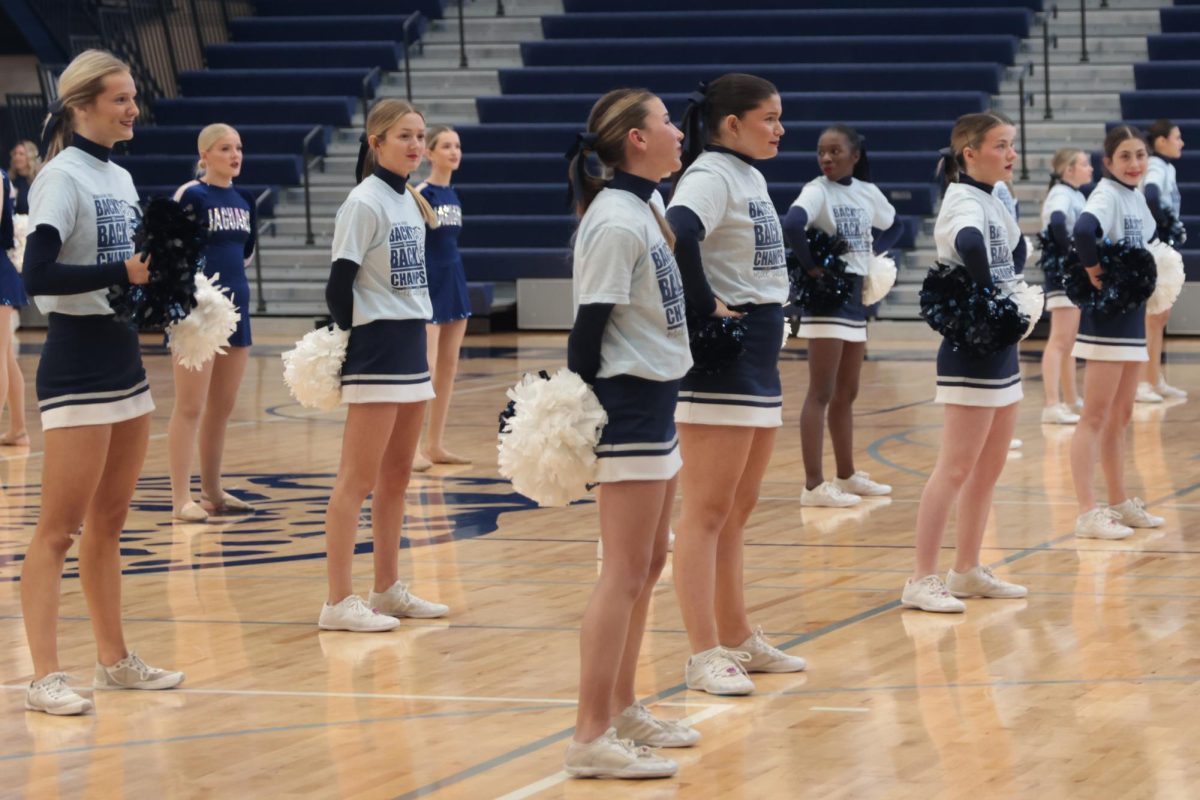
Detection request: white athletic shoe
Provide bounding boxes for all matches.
[901,575,966,613]
[738,626,807,673]
[1041,403,1080,425]
[1009,438,1022,450]
[684,646,755,696]
[368,581,449,619]
[1074,397,1084,410]
[1108,497,1164,529]
[26,673,92,715]
[564,728,678,779]
[93,652,184,691]
[318,595,401,632]
[833,470,892,497]
[801,481,861,508]
[946,565,1028,599]
[1136,382,1164,404]
[1074,507,1134,540]
[612,703,700,748]
[1155,380,1187,399]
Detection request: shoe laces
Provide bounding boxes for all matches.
[37,672,72,699]
[977,565,998,581]
[748,626,784,658]
[627,703,686,734]
[828,484,855,500]
[1099,507,1124,526]
[345,595,378,616]
[119,652,155,680]
[602,730,655,758]
[704,647,751,678]
[919,575,952,598]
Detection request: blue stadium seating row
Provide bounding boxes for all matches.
[1160,7,1200,33]
[1132,62,1200,90]
[205,42,401,70]
[155,96,357,127]
[251,0,446,19]
[124,125,331,157]
[116,155,303,187]
[229,15,427,43]
[476,92,989,125]
[562,0,1041,11]
[541,9,1031,39]
[133,184,278,215]
[1147,35,1200,61]
[520,36,1019,67]
[178,69,381,98]
[498,64,1003,96]
[1121,91,1200,121]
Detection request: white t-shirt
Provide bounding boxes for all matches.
[27,146,141,316]
[332,174,432,326]
[935,181,1021,292]
[1085,177,1156,249]
[1143,155,1181,215]
[574,186,692,382]
[791,176,896,276]
[1040,182,1086,231]
[668,150,789,305]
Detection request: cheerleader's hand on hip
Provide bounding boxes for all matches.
[1085,265,1103,291]
[125,252,150,285]
[713,298,743,318]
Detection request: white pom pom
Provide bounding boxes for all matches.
[282,325,351,411]
[1147,240,1185,315]
[167,273,240,370]
[780,317,790,349]
[862,253,897,307]
[497,368,608,507]
[8,214,27,272]
[1012,280,1044,340]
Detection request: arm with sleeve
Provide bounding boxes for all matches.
[567,303,614,385]
[954,228,994,287]
[665,205,717,317]
[781,206,815,272]
[325,197,378,329]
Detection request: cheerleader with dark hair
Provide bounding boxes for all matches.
[666,73,807,695]
[902,112,1029,613]
[784,125,903,507]
[1069,125,1165,539]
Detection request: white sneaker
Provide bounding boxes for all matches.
[684,646,755,696]
[1136,382,1164,404]
[1074,397,1084,410]
[1041,403,1080,425]
[1074,507,1133,540]
[833,470,891,497]
[1156,380,1187,399]
[564,728,678,779]
[801,481,861,508]
[318,594,401,632]
[946,565,1028,599]
[26,673,92,715]
[612,703,700,748]
[1109,497,1164,529]
[1009,438,1022,450]
[368,581,448,619]
[738,626,807,673]
[900,575,966,613]
[93,652,184,690]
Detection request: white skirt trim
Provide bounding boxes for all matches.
[39,380,155,430]
[797,317,868,342]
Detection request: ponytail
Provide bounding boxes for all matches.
[676,82,709,179]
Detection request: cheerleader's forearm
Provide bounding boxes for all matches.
[665,206,717,317]
[21,224,128,295]
[325,258,359,329]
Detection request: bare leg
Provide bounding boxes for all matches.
[370,400,427,592]
[2,337,28,443]
[1071,360,1125,513]
[422,318,469,463]
[197,347,249,505]
[1100,362,1142,506]
[828,340,865,479]
[1143,310,1169,386]
[1043,307,1079,407]
[952,403,1019,571]
[166,356,215,514]
[799,338,843,489]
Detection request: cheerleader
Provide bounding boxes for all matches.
[0,167,29,447]
[8,139,39,215]
[563,88,695,780]
[166,123,257,522]
[901,112,1029,613]
[318,98,448,632]
[19,50,183,716]
[1138,118,1187,403]
[1069,125,1166,539]
[1039,149,1092,424]
[415,125,470,468]
[784,125,903,507]
[666,73,806,694]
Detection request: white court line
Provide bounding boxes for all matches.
[810,706,870,714]
[0,684,730,709]
[495,705,734,800]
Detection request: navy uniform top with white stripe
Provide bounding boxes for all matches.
[574,180,692,382]
[667,148,789,306]
[791,176,896,277]
[932,174,1024,407]
[332,167,431,326]
[27,141,140,316]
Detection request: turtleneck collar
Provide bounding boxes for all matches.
[71,133,111,163]
[1105,175,1139,192]
[1151,151,1176,164]
[609,170,658,203]
[828,175,854,187]
[373,164,410,194]
[959,173,994,194]
[706,144,755,166]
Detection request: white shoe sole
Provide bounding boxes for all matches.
[948,590,1028,599]
[747,660,808,674]
[565,765,678,779]
[630,733,701,748]
[1074,529,1132,540]
[94,673,184,691]
[382,607,448,619]
[801,496,860,508]
[318,620,401,632]
[685,679,754,696]
[900,600,965,613]
[26,699,92,715]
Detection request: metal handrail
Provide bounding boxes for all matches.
[1079,0,1089,63]
[1017,65,1035,180]
[361,66,382,121]
[497,0,506,16]
[402,11,423,102]
[458,0,468,68]
[1042,7,1058,120]
[252,188,271,313]
[301,125,323,246]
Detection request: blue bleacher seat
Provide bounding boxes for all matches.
[1146,34,1200,61]
[118,154,302,187]
[498,64,1002,96]
[135,185,278,215]
[154,97,357,127]
[125,125,330,157]
[1121,91,1200,120]
[179,69,380,99]
[1132,62,1200,90]
[205,42,401,70]
[229,15,426,43]
[1159,7,1200,33]
[541,9,1031,39]
[251,0,446,19]
[562,0,1042,10]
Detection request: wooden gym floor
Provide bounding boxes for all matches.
[1,321,1197,799]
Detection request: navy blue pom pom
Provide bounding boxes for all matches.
[919,263,1027,357]
[790,229,853,314]
[108,197,207,330]
[1157,206,1188,248]
[687,314,746,375]
[1036,230,1069,288]
[1063,238,1157,319]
